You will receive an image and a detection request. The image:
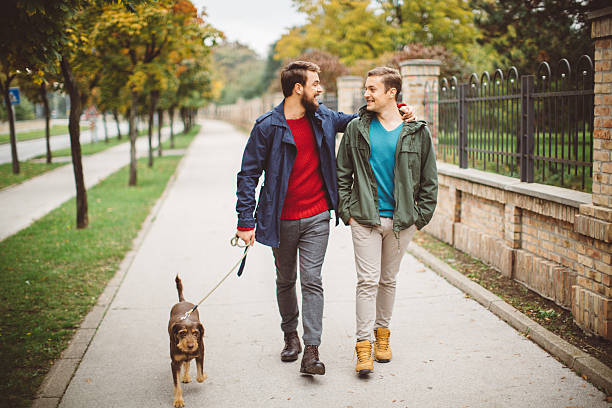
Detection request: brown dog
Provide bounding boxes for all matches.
[168,275,206,407]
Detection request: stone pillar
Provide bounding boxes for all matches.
[336,76,363,115]
[399,59,441,150]
[572,7,612,339]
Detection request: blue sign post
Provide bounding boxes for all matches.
[9,88,20,105]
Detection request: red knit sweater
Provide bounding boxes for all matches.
[237,116,329,231]
[281,116,329,219]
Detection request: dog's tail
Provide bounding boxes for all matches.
[175,275,185,302]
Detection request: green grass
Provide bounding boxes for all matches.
[0,154,186,407]
[0,125,88,144]
[437,129,593,193]
[161,125,198,150]
[0,125,197,192]
[45,126,161,158]
[47,134,131,158]
[0,161,65,191]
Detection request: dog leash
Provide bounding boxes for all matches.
[180,235,251,320]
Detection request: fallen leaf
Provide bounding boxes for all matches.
[416,268,425,273]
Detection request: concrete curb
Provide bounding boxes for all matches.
[31,127,201,408]
[407,242,612,395]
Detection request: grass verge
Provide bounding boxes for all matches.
[0,125,88,144]
[0,125,192,191]
[413,230,612,369]
[45,126,165,158]
[0,154,185,407]
[161,126,195,150]
[0,161,65,191]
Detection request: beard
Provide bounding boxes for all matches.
[301,93,319,114]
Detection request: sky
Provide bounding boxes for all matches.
[191,0,306,57]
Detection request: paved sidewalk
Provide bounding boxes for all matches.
[51,120,609,407]
[0,125,182,242]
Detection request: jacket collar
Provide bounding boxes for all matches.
[271,99,324,147]
[356,104,427,144]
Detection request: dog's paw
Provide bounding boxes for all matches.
[173,397,185,408]
[197,372,207,383]
[181,374,192,383]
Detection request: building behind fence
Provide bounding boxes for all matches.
[203,10,612,340]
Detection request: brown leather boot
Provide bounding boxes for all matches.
[281,331,302,362]
[300,345,325,375]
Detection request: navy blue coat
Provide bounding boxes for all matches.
[236,100,356,248]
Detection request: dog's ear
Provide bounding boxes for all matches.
[197,323,204,341]
[170,323,181,344]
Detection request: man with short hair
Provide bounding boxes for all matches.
[337,66,438,375]
[236,61,355,375]
[236,61,414,376]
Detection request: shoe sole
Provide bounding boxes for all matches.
[300,366,325,375]
[375,358,390,363]
[357,369,372,376]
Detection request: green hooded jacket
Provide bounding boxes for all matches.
[336,106,438,231]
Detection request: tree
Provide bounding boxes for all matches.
[257,41,283,94]
[294,49,348,94]
[92,0,220,183]
[277,0,484,74]
[92,1,177,183]
[377,43,469,81]
[377,0,479,59]
[18,70,60,163]
[212,41,265,104]
[276,0,393,65]
[0,1,73,174]
[471,0,609,75]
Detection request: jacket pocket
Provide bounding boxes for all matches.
[400,140,420,185]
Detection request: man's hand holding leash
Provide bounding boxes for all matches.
[236,229,255,246]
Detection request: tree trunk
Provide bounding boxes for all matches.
[113,109,122,140]
[102,111,109,143]
[129,91,138,186]
[157,108,163,156]
[169,106,175,148]
[1,74,19,174]
[41,82,52,164]
[60,55,88,229]
[180,107,187,132]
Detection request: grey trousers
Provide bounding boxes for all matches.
[271,210,330,346]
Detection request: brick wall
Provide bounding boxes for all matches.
[426,162,612,339]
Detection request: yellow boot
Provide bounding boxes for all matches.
[355,340,373,375]
[374,327,392,362]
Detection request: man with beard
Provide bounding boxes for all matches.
[235,61,413,375]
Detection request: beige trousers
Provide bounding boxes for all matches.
[350,218,417,342]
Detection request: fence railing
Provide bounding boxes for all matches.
[425,56,595,192]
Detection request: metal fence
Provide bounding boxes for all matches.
[425,56,595,192]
